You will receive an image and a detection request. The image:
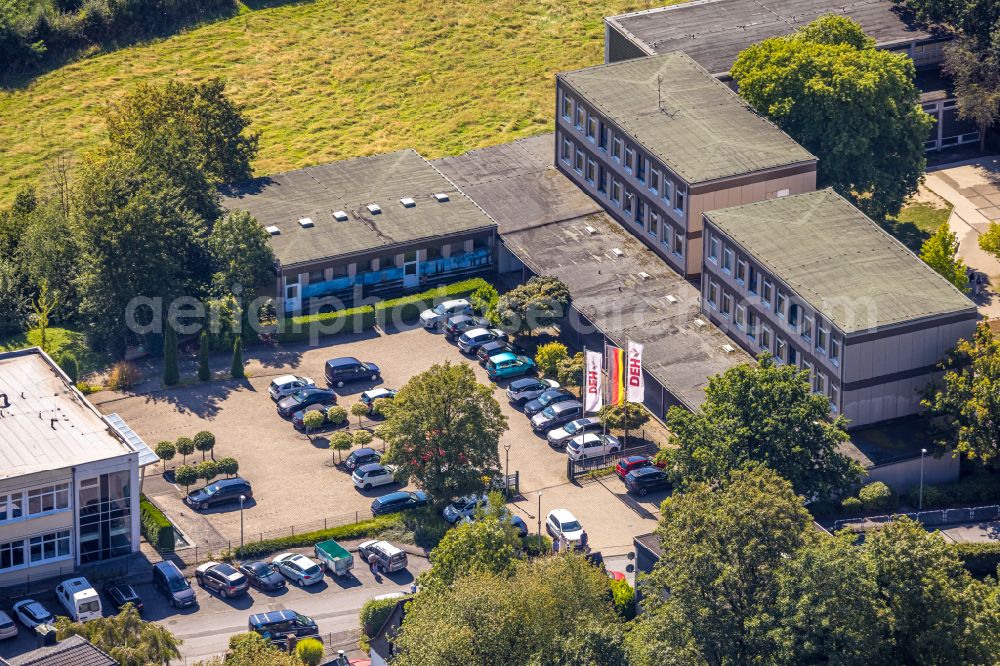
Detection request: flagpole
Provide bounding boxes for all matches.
[624,338,629,451]
[581,345,587,414]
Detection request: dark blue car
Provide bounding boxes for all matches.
[371,490,429,516]
[325,357,381,387]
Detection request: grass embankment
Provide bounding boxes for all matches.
[0,0,666,206]
[0,327,110,376]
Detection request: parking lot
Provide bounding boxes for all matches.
[91,324,669,556]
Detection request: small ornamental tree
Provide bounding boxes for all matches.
[920,224,969,293]
[230,335,244,379]
[330,431,353,463]
[154,441,176,473]
[174,465,197,492]
[859,481,896,512]
[217,457,239,477]
[175,437,195,465]
[535,342,569,379]
[557,352,584,388]
[351,401,370,428]
[197,330,210,381]
[598,402,651,431]
[371,398,391,419]
[326,405,348,426]
[353,429,374,448]
[58,352,79,383]
[296,638,324,666]
[197,460,219,482]
[494,275,572,336]
[194,430,216,461]
[303,409,325,436]
[163,324,180,386]
[470,283,500,322]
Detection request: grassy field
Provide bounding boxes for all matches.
[0,326,110,376]
[881,201,954,252]
[0,0,663,206]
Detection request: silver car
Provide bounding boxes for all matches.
[272,553,324,587]
[268,375,315,401]
[419,299,472,329]
[547,417,602,448]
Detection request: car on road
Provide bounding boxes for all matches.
[442,494,488,524]
[359,388,397,413]
[443,314,490,340]
[185,477,253,511]
[238,561,287,592]
[523,388,576,417]
[485,352,536,381]
[268,375,316,401]
[530,400,584,432]
[505,377,559,405]
[11,600,52,629]
[420,299,472,329]
[292,403,330,431]
[277,388,337,418]
[345,447,382,472]
[566,433,621,461]
[272,553,324,587]
[104,583,144,614]
[325,357,381,387]
[547,417,602,448]
[0,611,16,640]
[352,463,397,490]
[614,455,664,479]
[477,340,523,366]
[371,490,429,516]
[546,508,584,547]
[196,561,249,598]
[624,466,672,496]
[358,540,409,573]
[249,609,319,644]
[152,561,197,609]
[457,327,508,354]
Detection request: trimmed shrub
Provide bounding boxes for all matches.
[174,465,198,492]
[107,361,141,390]
[193,431,215,460]
[470,283,499,320]
[217,457,239,477]
[57,352,79,383]
[233,513,404,559]
[296,637,324,666]
[230,335,244,379]
[610,577,636,620]
[303,410,326,433]
[175,437,195,465]
[139,495,175,552]
[953,542,1000,578]
[840,496,862,514]
[163,325,179,386]
[197,331,210,381]
[277,305,376,343]
[361,596,401,638]
[196,460,219,482]
[353,429,374,447]
[904,472,1000,509]
[521,534,552,556]
[859,481,896,512]
[154,441,176,472]
[326,405,348,425]
[374,277,492,326]
[534,341,568,379]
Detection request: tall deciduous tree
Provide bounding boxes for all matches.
[207,209,275,325]
[732,15,932,220]
[922,321,1000,464]
[494,275,571,336]
[55,603,182,666]
[380,361,507,502]
[920,223,970,292]
[665,354,862,500]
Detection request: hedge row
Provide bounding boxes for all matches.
[374,277,492,325]
[139,495,175,553]
[231,513,404,559]
[953,542,1000,578]
[904,473,1000,509]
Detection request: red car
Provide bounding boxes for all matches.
[614,455,664,479]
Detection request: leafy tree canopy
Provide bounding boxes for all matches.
[920,223,969,292]
[207,209,275,304]
[56,603,182,666]
[495,275,571,335]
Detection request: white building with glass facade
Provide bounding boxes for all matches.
[0,348,154,588]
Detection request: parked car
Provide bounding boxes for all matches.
[358,540,408,573]
[0,611,16,640]
[104,583,143,613]
[624,466,672,496]
[11,600,52,629]
[442,494,488,524]
[268,375,316,401]
[456,327,508,354]
[271,553,324,587]
[420,299,472,329]
[325,357,381,387]
[614,455,664,479]
[443,314,490,340]
[547,417,602,448]
[345,447,382,472]
[546,508,584,546]
[523,388,576,417]
[249,609,319,643]
[277,388,337,418]
[485,352,536,381]
[238,561,287,592]
[371,490,429,516]
[292,403,331,431]
[55,577,102,622]
[530,400,584,432]
[477,340,522,366]
[359,388,397,413]
[566,433,621,461]
[185,477,253,511]
[196,561,249,598]
[152,561,197,609]
[352,463,397,490]
[505,377,559,405]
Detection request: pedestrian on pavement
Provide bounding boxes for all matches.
[553,536,561,554]
[368,552,378,575]
[580,529,589,552]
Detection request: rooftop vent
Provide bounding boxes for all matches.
[611,248,624,257]
[367,204,382,214]
[666,294,678,304]
[333,210,349,222]
[638,272,651,281]
[693,318,707,329]
[722,343,736,354]
[298,217,314,228]
[400,197,416,208]
[434,193,450,202]
[584,225,597,235]
[265,225,280,235]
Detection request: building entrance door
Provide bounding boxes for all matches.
[284,281,301,313]
[403,252,419,288]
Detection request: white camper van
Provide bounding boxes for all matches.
[55,577,102,622]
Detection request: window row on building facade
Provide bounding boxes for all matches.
[0,529,72,572]
[0,482,71,525]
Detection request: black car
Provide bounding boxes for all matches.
[523,388,576,417]
[105,584,143,613]
[196,561,250,598]
[277,388,337,418]
[371,490,429,516]
[185,477,253,511]
[345,447,382,471]
[325,357,381,387]
[624,467,672,496]
[477,340,519,366]
[443,315,489,340]
[239,561,288,592]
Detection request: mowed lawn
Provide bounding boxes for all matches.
[0,0,660,205]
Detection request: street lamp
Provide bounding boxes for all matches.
[918,448,927,511]
[239,495,246,550]
[503,442,511,496]
[537,491,543,553]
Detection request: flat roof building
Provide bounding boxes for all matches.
[555,52,816,276]
[700,189,977,427]
[0,348,153,588]
[221,150,497,315]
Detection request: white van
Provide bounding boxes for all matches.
[55,577,102,622]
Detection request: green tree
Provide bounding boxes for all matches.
[353,429,374,448]
[419,502,523,590]
[556,352,584,388]
[302,409,325,437]
[530,622,630,666]
[30,279,57,352]
[598,401,650,431]
[55,603,181,666]
[380,361,507,502]
[665,354,862,500]
[57,351,79,383]
[197,330,210,381]
[923,321,1000,464]
[230,335,244,379]
[859,480,897,511]
[207,210,275,327]
[296,637,324,666]
[920,224,969,292]
[217,456,239,477]
[19,199,80,322]
[330,431,353,463]
[325,405,347,425]
[163,323,180,386]
[351,401,369,428]
[154,441,176,473]
[196,460,218,482]
[470,282,500,321]
[198,632,302,666]
[731,15,932,220]
[534,341,568,379]
[193,430,216,461]
[944,37,1000,151]
[175,465,197,492]
[175,437,195,465]
[495,276,572,336]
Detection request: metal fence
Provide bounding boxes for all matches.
[566,442,660,481]
[833,504,1000,532]
[177,629,362,665]
[0,555,139,602]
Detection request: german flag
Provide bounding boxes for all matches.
[607,344,626,405]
